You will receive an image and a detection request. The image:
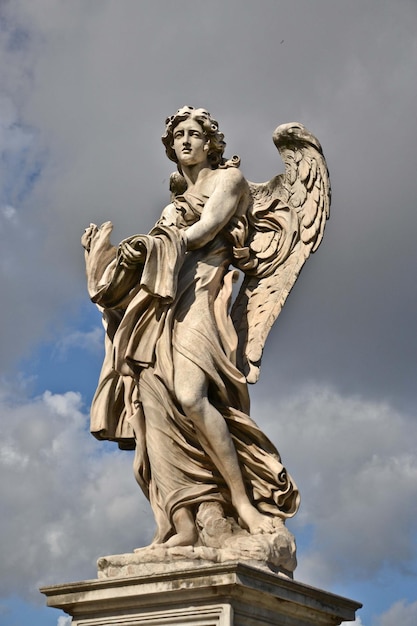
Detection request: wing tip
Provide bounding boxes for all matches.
[245,360,261,384]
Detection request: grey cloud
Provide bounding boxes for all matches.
[0,3,417,622]
[0,0,415,407]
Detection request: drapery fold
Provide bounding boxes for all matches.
[85,193,300,541]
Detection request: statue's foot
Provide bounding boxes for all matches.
[238,503,275,535]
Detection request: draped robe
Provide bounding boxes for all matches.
[86,191,300,542]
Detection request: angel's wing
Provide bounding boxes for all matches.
[231,122,331,383]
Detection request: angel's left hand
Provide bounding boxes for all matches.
[81,223,99,251]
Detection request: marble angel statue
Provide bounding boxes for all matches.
[82,106,330,573]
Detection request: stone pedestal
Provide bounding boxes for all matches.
[41,560,361,625]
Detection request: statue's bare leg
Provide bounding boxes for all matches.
[163,508,198,547]
[174,352,274,535]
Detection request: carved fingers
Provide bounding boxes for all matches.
[118,238,146,268]
[81,223,98,251]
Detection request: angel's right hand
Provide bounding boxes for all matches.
[118,239,146,268]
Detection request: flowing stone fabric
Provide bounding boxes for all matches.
[86,192,299,543]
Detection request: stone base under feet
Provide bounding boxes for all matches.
[41,559,361,625]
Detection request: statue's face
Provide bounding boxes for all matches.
[172,118,209,168]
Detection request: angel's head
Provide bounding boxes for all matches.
[162,106,226,170]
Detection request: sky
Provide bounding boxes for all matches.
[0,1,416,624]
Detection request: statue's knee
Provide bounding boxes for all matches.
[178,391,203,419]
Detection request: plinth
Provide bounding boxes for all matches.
[41,560,361,625]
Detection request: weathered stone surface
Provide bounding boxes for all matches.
[82,107,331,565]
[41,561,361,626]
[97,531,296,579]
[97,499,297,578]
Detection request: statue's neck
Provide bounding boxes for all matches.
[182,163,212,188]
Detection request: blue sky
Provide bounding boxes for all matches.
[1,2,417,625]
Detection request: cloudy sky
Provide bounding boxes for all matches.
[1,1,416,624]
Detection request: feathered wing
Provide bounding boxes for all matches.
[231,123,331,383]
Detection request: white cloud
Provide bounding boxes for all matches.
[255,385,417,586]
[0,205,18,224]
[376,599,417,626]
[342,618,363,626]
[3,377,413,620]
[54,326,104,358]
[0,380,153,600]
[57,617,72,626]
[3,374,415,612]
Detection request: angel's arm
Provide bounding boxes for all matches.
[157,202,178,226]
[186,169,247,250]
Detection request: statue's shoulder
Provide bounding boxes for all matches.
[212,165,248,194]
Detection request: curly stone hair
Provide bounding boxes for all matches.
[162,106,227,170]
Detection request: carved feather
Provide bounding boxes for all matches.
[231,122,331,383]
